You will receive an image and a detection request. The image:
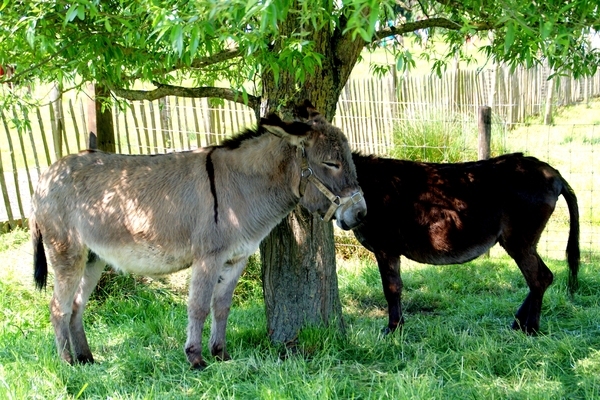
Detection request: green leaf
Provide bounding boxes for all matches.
[396,56,403,72]
[77,5,85,20]
[170,25,183,56]
[367,3,379,38]
[190,26,200,57]
[25,20,36,49]
[357,28,371,43]
[505,21,515,53]
[65,5,79,24]
[541,21,553,40]
[271,62,280,86]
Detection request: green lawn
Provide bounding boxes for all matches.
[1,52,599,397]
[1,228,599,399]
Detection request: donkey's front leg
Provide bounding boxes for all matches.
[374,252,404,335]
[69,253,105,363]
[185,259,221,370]
[209,258,247,361]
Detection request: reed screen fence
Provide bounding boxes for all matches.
[1,64,599,263]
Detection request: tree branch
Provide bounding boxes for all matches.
[334,13,367,72]
[109,82,260,110]
[187,48,243,69]
[371,17,498,44]
[118,47,244,82]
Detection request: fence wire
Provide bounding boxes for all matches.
[1,70,599,265]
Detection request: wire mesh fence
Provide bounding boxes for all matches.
[1,67,599,264]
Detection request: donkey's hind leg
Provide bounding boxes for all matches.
[69,251,105,363]
[47,243,87,364]
[513,253,553,334]
[503,241,553,334]
[502,201,556,334]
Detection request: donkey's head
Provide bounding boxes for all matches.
[261,101,366,230]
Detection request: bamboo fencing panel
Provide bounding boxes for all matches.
[1,64,600,232]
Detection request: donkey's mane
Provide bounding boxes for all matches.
[79,125,269,155]
[219,125,267,150]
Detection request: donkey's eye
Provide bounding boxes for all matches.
[323,161,341,170]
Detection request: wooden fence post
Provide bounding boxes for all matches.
[478,105,492,258]
[159,97,172,150]
[544,75,555,125]
[478,106,492,160]
[50,83,63,160]
[0,112,15,227]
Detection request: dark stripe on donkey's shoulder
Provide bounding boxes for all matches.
[206,148,219,224]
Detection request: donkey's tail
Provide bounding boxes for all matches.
[560,176,580,295]
[32,219,48,291]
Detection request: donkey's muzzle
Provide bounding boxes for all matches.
[333,190,367,230]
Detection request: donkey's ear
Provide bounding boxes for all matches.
[295,100,321,121]
[261,114,313,146]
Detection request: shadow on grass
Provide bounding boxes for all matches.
[341,255,599,336]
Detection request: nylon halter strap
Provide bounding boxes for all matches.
[297,146,364,222]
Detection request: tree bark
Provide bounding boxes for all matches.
[259,6,365,344]
[89,83,116,152]
[50,83,63,160]
[261,205,342,343]
[544,76,555,125]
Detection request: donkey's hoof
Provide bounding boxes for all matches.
[75,354,95,365]
[511,320,539,335]
[190,359,208,370]
[511,320,523,331]
[214,351,231,362]
[381,326,393,336]
[380,325,399,337]
[381,322,403,337]
[186,346,207,370]
[525,326,540,336]
[211,345,231,361]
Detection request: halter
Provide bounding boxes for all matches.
[297,147,364,222]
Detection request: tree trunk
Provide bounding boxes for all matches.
[88,82,116,152]
[49,83,64,160]
[259,5,365,344]
[544,76,555,125]
[260,205,342,343]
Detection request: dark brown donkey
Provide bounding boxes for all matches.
[30,102,366,369]
[351,152,579,335]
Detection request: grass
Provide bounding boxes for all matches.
[1,228,599,399]
[505,102,600,260]
[1,55,598,397]
[389,109,509,163]
[386,99,600,265]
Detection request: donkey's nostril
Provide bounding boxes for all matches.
[357,210,366,221]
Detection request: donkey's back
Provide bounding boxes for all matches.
[33,150,210,279]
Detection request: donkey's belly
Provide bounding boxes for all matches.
[405,236,498,265]
[407,248,483,265]
[91,243,194,276]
